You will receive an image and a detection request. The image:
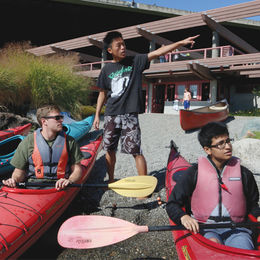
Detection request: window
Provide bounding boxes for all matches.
[189,84,198,99]
[177,85,185,99]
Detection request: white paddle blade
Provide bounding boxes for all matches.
[58,215,148,249]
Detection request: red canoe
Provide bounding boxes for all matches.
[0,123,32,141]
[165,141,260,259]
[0,131,102,259]
[179,100,229,131]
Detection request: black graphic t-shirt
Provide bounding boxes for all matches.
[97,54,150,116]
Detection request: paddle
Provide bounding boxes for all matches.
[58,215,260,249]
[2,176,157,198]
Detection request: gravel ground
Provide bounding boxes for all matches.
[19,114,260,260]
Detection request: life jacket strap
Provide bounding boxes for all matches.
[208,216,232,222]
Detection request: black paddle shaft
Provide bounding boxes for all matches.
[16,182,108,188]
[148,222,260,232]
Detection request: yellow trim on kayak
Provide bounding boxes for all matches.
[182,245,191,260]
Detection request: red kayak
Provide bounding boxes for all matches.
[179,100,229,131]
[165,141,260,259]
[0,131,102,259]
[0,123,32,141]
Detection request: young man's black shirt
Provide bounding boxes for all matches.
[97,54,150,116]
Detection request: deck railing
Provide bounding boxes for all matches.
[74,45,240,72]
[161,45,237,62]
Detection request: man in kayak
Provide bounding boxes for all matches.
[166,122,260,250]
[3,104,83,190]
[93,30,199,183]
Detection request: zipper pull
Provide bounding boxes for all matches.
[220,182,229,192]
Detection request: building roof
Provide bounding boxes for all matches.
[28,0,260,56]
[28,0,260,79]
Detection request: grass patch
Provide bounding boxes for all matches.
[252,131,260,139]
[229,109,260,117]
[245,131,260,140]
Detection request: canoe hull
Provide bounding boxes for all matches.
[179,100,229,131]
[0,123,31,141]
[0,131,103,259]
[165,141,260,259]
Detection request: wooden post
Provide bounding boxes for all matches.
[210,80,217,103]
[101,49,107,68]
[146,82,153,113]
[212,31,219,58]
[210,31,219,103]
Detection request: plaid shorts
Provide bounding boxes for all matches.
[103,114,142,155]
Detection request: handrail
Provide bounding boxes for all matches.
[74,45,239,72]
[168,45,236,61]
[73,60,111,71]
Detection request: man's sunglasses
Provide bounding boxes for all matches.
[43,115,64,121]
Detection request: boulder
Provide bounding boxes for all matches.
[233,138,260,172]
[0,112,37,130]
[240,118,260,138]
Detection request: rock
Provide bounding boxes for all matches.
[245,130,256,138]
[0,112,38,130]
[233,138,260,172]
[240,118,260,138]
[0,106,8,112]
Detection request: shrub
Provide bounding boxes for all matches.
[253,86,260,97]
[80,105,105,118]
[0,42,32,114]
[0,42,93,117]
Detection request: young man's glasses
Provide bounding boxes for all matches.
[209,138,234,150]
[43,115,64,121]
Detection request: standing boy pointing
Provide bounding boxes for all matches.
[94,31,199,183]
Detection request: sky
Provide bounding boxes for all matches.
[130,0,260,20]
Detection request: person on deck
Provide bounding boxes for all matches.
[183,87,191,110]
[93,31,199,183]
[3,104,83,190]
[166,122,260,250]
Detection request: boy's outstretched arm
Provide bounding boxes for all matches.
[148,35,200,62]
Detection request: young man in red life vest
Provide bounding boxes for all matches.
[93,31,199,183]
[3,105,83,190]
[166,122,260,250]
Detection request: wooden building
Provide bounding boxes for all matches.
[27,0,260,113]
